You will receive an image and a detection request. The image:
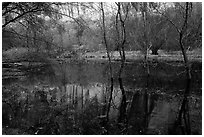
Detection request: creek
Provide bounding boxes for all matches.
[2,60,202,134]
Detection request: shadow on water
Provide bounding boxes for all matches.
[128,89,158,134]
[2,60,202,134]
[168,95,191,135]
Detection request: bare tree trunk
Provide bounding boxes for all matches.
[142,4,150,133]
[117,2,127,78]
[75,85,78,107]
[33,31,38,52]
[142,3,150,82]
[100,2,114,127]
[118,78,127,123]
[26,26,31,66]
[72,85,75,105]
[176,3,192,134]
[77,2,80,15]
[81,87,83,110]
[153,3,192,98]
[156,2,192,134]
[115,3,129,133]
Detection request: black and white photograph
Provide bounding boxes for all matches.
[2,2,202,135]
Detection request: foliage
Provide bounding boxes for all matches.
[2,2,202,56]
[2,2,58,28]
[2,84,112,135]
[2,2,202,135]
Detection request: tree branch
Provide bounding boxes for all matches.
[2,7,43,28]
[2,2,12,10]
[3,29,56,47]
[152,5,181,34]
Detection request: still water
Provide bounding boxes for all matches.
[2,60,202,134]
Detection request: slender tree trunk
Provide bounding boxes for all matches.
[81,87,83,110]
[142,4,150,133]
[176,3,192,134]
[33,31,38,52]
[115,4,129,133]
[153,3,192,134]
[60,33,64,49]
[118,78,127,122]
[72,85,75,105]
[77,2,80,15]
[26,27,31,66]
[100,3,114,130]
[75,85,78,106]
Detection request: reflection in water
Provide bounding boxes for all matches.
[128,90,158,134]
[2,61,201,134]
[169,95,191,135]
[46,83,121,116]
[1,81,197,134]
[118,78,127,123]
[32,82,182,134]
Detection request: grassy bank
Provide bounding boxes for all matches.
[82,49,202,62]
[3,47,202,63]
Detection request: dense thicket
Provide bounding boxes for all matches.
[2,2,202,53]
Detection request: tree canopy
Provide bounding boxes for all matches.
[2,2,202,53]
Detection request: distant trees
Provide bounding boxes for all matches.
[2,2,202,54]
[2,2,60,52]
[73,17,87,46]
[160,2,202,51]
[152,2,202,134]
[117,2,201,53]
[2,2,202,134]
[149,14,167,55]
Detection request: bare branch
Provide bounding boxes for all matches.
[2,6,44,28]
[3,29,56,47]
[2,2,12,10]
[152,5,181,34]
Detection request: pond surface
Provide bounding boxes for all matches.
[2,60,202,135]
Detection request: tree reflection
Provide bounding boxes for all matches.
[127,90,157,134]
[169,74,191,135]
[118,78,127,121]
[170,94,191,134]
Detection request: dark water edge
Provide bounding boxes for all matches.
[2,60,202,135]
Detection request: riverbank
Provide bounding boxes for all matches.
[2,48,202,135]
[2,48,202,82]
[3,47,202,63]
[82,49,202,62]
[2,57,202,135]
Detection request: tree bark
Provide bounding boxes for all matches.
[115,4,129,132]
[100,3,114,127]
[175,3,192,134]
